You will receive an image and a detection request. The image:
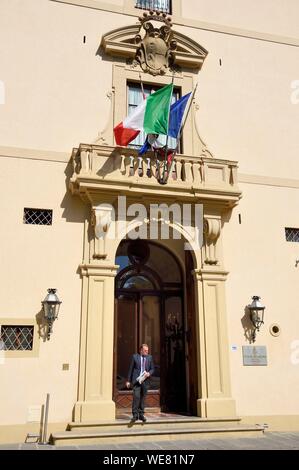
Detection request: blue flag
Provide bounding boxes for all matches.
[168,92,191,138]
[138,138,150,155]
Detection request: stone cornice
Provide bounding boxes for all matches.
[0,145,69,163]
[239,173,299,189]
[193,268,229,282]
[79,263,119,277]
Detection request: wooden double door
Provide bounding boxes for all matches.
[114,289,186,412]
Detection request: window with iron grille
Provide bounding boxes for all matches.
[285,227,299,243]
[135,1,171,14]
[23,208,53,225]
[0,325,34,350]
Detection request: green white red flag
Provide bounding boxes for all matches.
[114,84,173,147]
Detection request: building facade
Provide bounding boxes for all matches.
[0,0,299,442]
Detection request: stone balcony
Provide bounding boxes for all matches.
[69,144,242,207]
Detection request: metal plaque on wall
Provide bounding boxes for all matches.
[242,346,267,366]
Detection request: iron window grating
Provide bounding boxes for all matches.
[0,325,34,350]
[135,1,171,14]
[285,227,299,243]
[23,208,53,225]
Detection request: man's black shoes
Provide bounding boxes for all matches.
[130,415,138,423]
[130,415,146,423]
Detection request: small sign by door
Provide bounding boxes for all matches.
[242,346,267,366]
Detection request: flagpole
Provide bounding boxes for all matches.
[163,82,198,184]
[160,74,175,185]
[139,72,145,99]
[177,82,198,145]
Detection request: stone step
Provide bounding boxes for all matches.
[117,407,161,415]
[67,416,242,433]
[51,422,265,446]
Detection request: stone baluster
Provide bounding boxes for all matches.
[184,160,193,184]
[129,155,135,176]
[169,158,177,181]
[181,161,186,181]
[192,161,202,186]
[90,150,98,173]
[120,154,125,174]
[176,159,182,183]
[80,150,91,173]
[229,164,237,186]
[138,156,144,177]
[123,155,131,176]
[200,161,205,183]
[112,152,124,179]
[146,157,152,177]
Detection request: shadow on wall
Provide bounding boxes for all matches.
[95,44,115,62]
[35,309,48,343]
[221,209,233,227]
[60,159,89,223]
[97,147,123,177]
[241,306,256,344]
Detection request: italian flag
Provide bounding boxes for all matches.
[114,84,173,147]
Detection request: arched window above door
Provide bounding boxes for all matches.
[122,275,155,290]
[116,240,182,286]
[118,270,159,289]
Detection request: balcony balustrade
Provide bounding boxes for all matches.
[70,144,241,206]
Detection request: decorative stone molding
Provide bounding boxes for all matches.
[94,88,115,146]
[134,11,176,76]
[79,263,119,278]
[203,216,221,265]
[101,23,208,71]
[74,263,118,422]
[91,204,114,259]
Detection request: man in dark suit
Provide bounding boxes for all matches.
[126,344,155,422]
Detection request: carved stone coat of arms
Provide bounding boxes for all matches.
[135,11,177,76]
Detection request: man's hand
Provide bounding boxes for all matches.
[126,381,131,389]
[144,372,150,378]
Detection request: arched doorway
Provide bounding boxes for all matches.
[114,240,187,413]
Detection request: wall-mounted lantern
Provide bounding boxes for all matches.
[248,295,265,342]
[42,289,62,340]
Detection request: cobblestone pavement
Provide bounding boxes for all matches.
[0,432,299,450]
